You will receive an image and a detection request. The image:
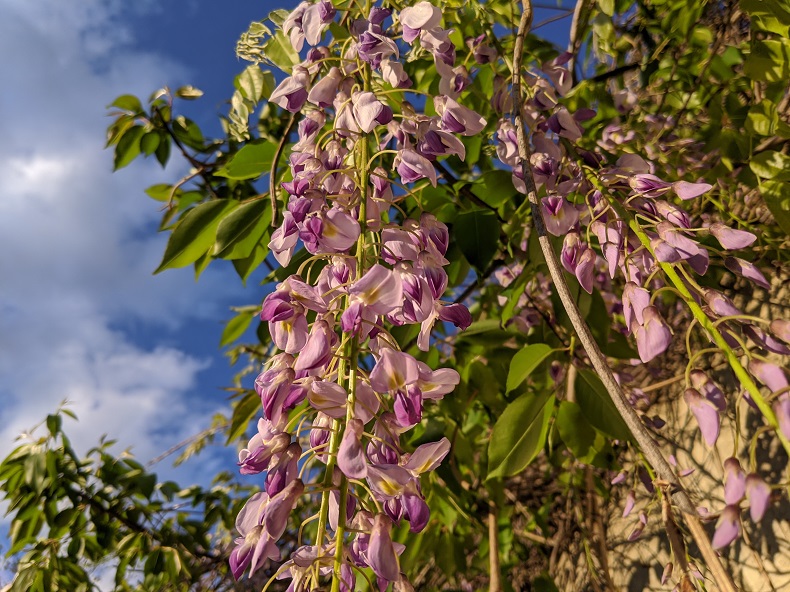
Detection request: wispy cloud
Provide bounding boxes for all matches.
[0,0,245,464]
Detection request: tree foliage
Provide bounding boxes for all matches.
[3,0,790,590]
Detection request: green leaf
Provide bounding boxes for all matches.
[487,392,554,480]
[154,132,170,167]
[213,198,272,258]
[139,131,160,156]
[262,31,300,70]
[220,310,256,347]
[154,200,237,273]
[741,0,790,36]
[45,414,61,437]
[506,343,553,392]
[746,101,778,136]
[575,369,632,441]
[471,170,517,208]
[144,184,173,202]
[215,141,277,180]
[597,0,614,17]
[232,243,271,282]
[174,85,204,100]
[556,401,613,466]
[743,39,790,83]
[109,94,143,113]
[113,125,145,170]
[453,209,500,272]
[227,391,261,444]
[750,150,790,180]
[762,180,790,237]
[236,65,271,102]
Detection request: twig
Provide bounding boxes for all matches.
[153,106,220,201]
[270,112,298,228]
[509,2,737,591]
[488,503,502,592]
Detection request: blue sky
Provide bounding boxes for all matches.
[0,0,296,482]
[0,0,575,561]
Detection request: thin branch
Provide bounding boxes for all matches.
[488,503,502,592]
[270,112,298,228]
[509,2,737,590]
[154,106,220,201]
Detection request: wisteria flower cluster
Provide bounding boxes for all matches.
[229,2,480,589]
[490,45,788,550]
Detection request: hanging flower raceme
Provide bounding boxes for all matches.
[228,1,486,588]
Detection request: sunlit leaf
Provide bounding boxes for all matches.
[155,200,237,273]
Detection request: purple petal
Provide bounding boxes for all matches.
[748,360,789,392]
[723,458,745,505]
[404,438,450,474]
[632,306,672,363]
[724,257,770,290]
[338,419,368,479]
[622,490,636,518]
[709,222,756,250]
[746,473,770,522]
[673,180,712,200]
[712,505,741,549]
[368,514,400,581]
[370,348,420,393]
[684,388,720,447]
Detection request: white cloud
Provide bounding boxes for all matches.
[0,0,247,466]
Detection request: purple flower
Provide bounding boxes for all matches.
[622,282,650,331]
[684,388,720,447]
[746,474,770,522]
[368,514,400,581]
[294,319,336,373]
[338,418,368,479]
[352,91,394,133]
[656,222,709,275]
[748,360,788,392]
[434,96,487,136]
[395,149,438,186]
[546,107,583,141]
[703,289,742,318]
[381,58,411,88]
[724,257,770,290]
[269,66,310,113]
[308,67,343,107]
[775,396,790,440]
[341,264,404,336]
[690,370,726,412]
[403,438,450,474]
[370,348,420,394]
[265,442,301,495]
[238,418,291,475]
[709,222,756,250]
[673,180,713,200]
[541,195,579,236]
[629,174,671,197]
[712,505,741,549]
[399,2,442,43]
[771,319,790,345]
[724,457,745,504]
[357,26,399,69]
[301,0,335,46]
[283,2,309,52]
[631,306,672,363]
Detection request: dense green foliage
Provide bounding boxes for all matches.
[3,0,790,590]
